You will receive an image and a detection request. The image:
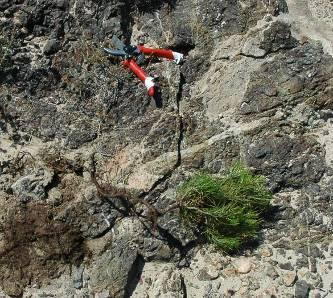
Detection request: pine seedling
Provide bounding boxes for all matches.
[177,163,271,252]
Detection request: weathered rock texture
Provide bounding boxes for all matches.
[0,0,333,297]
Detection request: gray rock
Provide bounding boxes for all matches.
[234,257,252,274]
[43,39,60,55]
[11,168,54,202]
[259,21,297,54]
[90,247,141,298]
[203,282,222,298]
[157,210,197,247]
[297,245,323,258]
[0,0,11,10]
[309,257,317,273]
[281,270,297,287]
[240,43,333,115]
[197,268,219,281]
[65,129,97,149]
[140,237,173,261]
[156,195,197,246]
[89,218,146,297]
[61,198,120,239]
[279,262,294,271]
[72,266,84,289]
[296,257,309,270]
[295,280,310,298]
[265,264,279,279]
[242,20,297,58]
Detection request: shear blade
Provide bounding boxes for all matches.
[136,53,145,65]
[104,48,126,56]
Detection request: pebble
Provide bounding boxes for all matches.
[310,257,317,273]
[281,270,297,287]
[265,264,279,279]
[222,266,237,278]
[259,246,273,258]
[259,286,278,297]
[279,262,294,271]
[238,286,249,295]
[234,257,252,274]
[95,291,111,298]
[197,268,219,281]
[43,39,60,55]
[295,280,310,298]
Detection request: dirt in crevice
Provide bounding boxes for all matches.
[0,202,87,297]
[175,72,185,165]
[180,273,188,298]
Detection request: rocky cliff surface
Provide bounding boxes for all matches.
[0,0,332,297]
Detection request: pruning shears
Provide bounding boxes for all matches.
[104,36,184,97]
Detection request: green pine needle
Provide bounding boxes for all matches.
[177,162,271,252]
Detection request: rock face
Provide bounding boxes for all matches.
[0,0,333,297]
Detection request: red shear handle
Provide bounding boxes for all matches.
[123,59,155,97]
[138,46,174,60]
[137,46,183,64]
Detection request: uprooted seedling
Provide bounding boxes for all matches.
[0,202,86,297]
[90,156,271,252]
